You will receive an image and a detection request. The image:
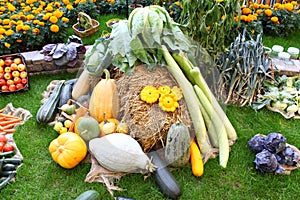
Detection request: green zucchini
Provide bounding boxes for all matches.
[36,80,65,124]
[150,151,181,200]
[0,151,15,159]
[75,190,100,200]
[58,78,77,108]
[0,171,15,190]
[0,158,22,165]
[0,170,16,177]
[1,163,17,171]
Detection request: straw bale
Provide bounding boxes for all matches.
[116,65,192,152]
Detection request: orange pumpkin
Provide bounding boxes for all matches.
[49,132,87,169]
[89,69,120,123]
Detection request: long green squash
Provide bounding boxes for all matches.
[36,80,65,124]
[161,45,212,156]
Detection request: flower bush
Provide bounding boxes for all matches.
[0,0,100,55]
[237,1,300,37]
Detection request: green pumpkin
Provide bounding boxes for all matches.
[75,116,100,142]
[164,122,191,167]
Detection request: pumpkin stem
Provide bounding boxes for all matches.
[103,69,110,80]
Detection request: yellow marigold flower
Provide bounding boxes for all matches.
[278,4,285,10]
[32,28,40,35]
[251,29,255,34]
[33,19,39,24]
[5,29,14,36]
[3,19,10,25]
[26,0,35,4]
[50,24,59,33]
[62,0,70,5]
[274,3,280,8]
[62,17,69,23]
[16,39,22,43]
[38,21,45,26]
[242,7,252,15]
[66,4,73,10]
[159,93,179,112]
[158,85,171,95]
[22,25,30,31]
[16,24,23,31]
[5,43,11,48]
[256,9,262,14]
[27,14,35,21]
[43,13,52,20]
[53,10,64,18]
[49,16,58,23]
[23,6,31,12]
[10,14,18,20]
[0,6,6,12]
[221,15,225,21]
[3,25,11,29]
[291,1,297,6]
[80,0,87,3]
[271,16,279,23]
[54,2,61,7]
[251,3,259,9]
[45,6,53,12]
[0,35,4,40]
[7,3,16,12]
[0,28,5,34]
[284,3,294,12]
[264,9,272,17]
[40,1,46,7]
[140,86,160,104]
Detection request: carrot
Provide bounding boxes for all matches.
[2,129,15,133]
[0,118,22,126]
[0,113,22,120]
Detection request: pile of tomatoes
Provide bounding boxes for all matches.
[0,56,28,92]
[0,135,14,153]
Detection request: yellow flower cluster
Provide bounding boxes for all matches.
[140,85,183,112]
[0,0,72,50]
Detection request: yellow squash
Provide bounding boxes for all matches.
[89,69,120,123]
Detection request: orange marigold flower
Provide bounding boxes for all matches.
[16,24,23,31]
[38,21,45,26]
[242,7,252,15]
[16,39,22,43]
[45,6,53,12]
[26,0,36,4]
[264,9,272,17]
[291,1,297,6]
[49,16,58,23]
[33,19,39,24]
[0,6,6,12]
[3,19,10,25]
[0,28,5,34]
[256,9,262,14]
[284,3,294,12]
[274,3,280,8]
[26,14,35,20]
[278,4,285,10]
[43,13,52,20]
[5,29,14,36]
[271,16,279,23]
[50,24,59,32]
[66,4,73,10]
[62,0,70,5]
[53,10,64,18]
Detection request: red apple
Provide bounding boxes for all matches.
[1,85,9,91]
[4,57,13,66]
[0,72,3,79]
[6,79,14,85]
[4,67,11,73]
[10,63,18,71]
[13,77,21,84]
[0,78,6,86]
[13,57,22,65]
[8,84,16,91]
[21,78,27,84]
[16,83,24,90]
[4,72,12,80]
[12,70,20,77]
[17,64,26,71]
[20,71,27,78]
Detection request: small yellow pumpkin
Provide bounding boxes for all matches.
[49,132,87,169]
[89,69,120,123]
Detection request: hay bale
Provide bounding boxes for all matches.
[117,65,192,152]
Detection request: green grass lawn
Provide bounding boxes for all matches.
[0,23,300,199]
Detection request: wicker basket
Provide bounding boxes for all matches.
[72,12,100,38]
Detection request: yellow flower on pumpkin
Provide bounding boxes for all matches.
[159,93,179,112]
[50,24,59,33]
[140,86,160,104]
[158,85,171,95]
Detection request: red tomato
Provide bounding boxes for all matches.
[3,143,14,152]
[0,142,4,152]
[0,135,7,143]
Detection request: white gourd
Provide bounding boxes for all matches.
[89,133,157,173]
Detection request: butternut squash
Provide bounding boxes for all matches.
[89,69,120,123]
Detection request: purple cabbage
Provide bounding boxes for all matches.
[248,135,266,153]
[263,132,286,153]
[276,146,299,166]
[254,149,285,173]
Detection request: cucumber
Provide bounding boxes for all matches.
[75,190,100,200]
[149,151,181,200]
[59,78,77,108]
[36,80,65,124]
